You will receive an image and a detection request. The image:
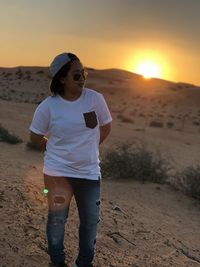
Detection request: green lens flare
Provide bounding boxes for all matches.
[43,188,48,194]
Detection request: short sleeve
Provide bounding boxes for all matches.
[29,99,50,135]
[96,93,112,126]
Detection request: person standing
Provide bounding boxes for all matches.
[29,52,112,267]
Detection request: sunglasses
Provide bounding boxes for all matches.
[73,70,88,81]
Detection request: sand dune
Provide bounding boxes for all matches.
[0,67,200,266]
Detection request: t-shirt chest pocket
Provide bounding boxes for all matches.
[83,111,98,129]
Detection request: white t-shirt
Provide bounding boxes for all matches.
[29,88,112,180]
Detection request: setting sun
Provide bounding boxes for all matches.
[135,61,161,79]
[126,50,171,82]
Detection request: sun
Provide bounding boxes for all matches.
[135,61,161,79]
[125,50,171,81]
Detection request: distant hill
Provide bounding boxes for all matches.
[0,66,199,104]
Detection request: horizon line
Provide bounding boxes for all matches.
[0,65,199,87]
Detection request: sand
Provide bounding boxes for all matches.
[0,67,200,266]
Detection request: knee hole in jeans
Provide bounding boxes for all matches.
[54,196,66,204]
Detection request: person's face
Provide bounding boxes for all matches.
[61,60,88,93]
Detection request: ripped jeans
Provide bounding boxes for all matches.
[44,175,101,267]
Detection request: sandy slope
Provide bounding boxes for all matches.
[0,143,200,267]
[0,67,200,266]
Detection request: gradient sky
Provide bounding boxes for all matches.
[0,0,200,85]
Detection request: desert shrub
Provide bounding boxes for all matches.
[0,125,23,144]
[36,70,44,74]
[166,121,174,128]
[16,69,21,75]
[4,72,12,77]
[169,115,175,118]
[16,69,23,77]
[149,121,163,128]
[174,166,200,200]
[193,121,200,126]
[134,128,145,132]
[26,141,41,152]
[117,114,134,123]
[101,143,169,183]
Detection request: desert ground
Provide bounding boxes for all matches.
[0,66,200,267]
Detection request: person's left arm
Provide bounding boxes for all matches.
[99,122,112,145]
[95,93,112,145]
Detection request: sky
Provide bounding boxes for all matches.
[0,0,200,85]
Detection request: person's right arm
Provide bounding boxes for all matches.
[29,98,50,151]
[30,131,48,152]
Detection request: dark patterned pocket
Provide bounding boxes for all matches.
[83,111,98,129]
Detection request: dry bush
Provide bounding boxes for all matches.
[26,141,42,152]
[134,128,145,132]
[193,121,200,126]
[101,142,169,183]
[168,115,175,118]
[4,72,12,77]
[149,121,164,128]
[36,70,44,74]
[174,166,200,200]
[16,69,23,79]
[24,75,31,80]
[176,116,182,119]
[166,121,174,128]
[117,114,134,123]
[0,125,22,144]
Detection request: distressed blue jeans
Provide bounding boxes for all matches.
[44,175,101,267]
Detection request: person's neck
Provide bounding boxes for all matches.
[61,90,82,101]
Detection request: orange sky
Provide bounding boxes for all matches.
[0,0,200,85]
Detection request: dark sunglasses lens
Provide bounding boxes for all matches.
[73,74,82,81]
[73,71,87,81]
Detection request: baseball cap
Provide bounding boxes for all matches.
[50,52,78,78]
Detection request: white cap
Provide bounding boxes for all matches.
[50,53,72,78]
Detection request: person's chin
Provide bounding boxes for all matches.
[77,82,85,88]
[73,85,83,94]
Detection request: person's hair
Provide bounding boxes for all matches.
[50,53,80,96]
